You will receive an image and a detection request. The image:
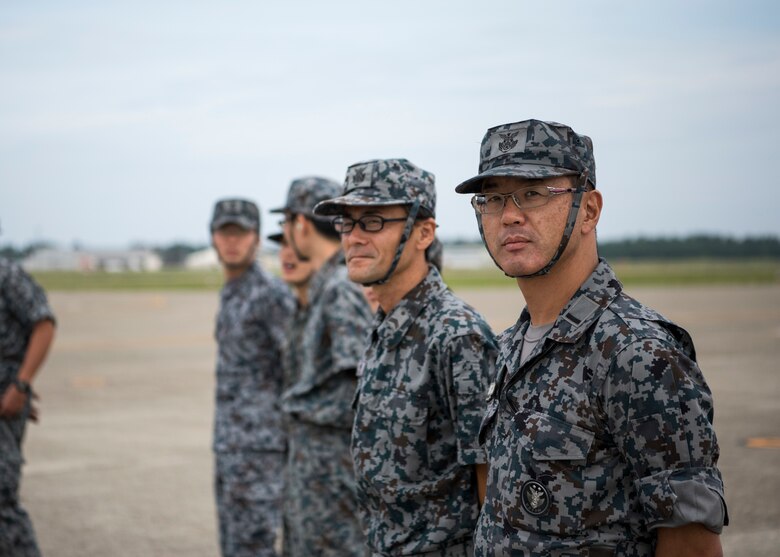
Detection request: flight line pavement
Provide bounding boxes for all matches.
[20,284,780,556]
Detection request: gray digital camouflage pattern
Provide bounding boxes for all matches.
[281,253,372,557]
[475,259,727,556]
[270,177,342,218]
[213,262,293,557]
[352,266,498,556]
[454,119,596,194]
[0,257,55,557]
[211,198,261,232]
[215,451,285,557]
[314,158,436,217]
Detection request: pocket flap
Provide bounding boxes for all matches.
[526,411,594,461]
[360,388,428,424]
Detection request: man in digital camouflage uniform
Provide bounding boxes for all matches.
[210,199,294,557]
[1,237,56,557]
[272,178,372,557]
[315,159,498,557]
[455,119,727,556]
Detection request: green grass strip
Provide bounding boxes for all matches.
[30,259,779,292]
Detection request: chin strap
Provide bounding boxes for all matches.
[360,200,421,286]
[477,173,589,279]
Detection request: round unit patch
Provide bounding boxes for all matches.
[521,480,551,516]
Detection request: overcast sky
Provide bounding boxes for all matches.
[2,1,778,248]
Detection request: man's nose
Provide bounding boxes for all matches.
[501,195,527,225]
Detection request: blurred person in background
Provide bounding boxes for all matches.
[272,178,372,557]
[266,231,315,306]
[210,199,294,557]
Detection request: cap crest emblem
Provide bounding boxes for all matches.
[498,131,520,153]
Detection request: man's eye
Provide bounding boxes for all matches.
[362,216,383,225]
[484,194,504,204]
[522,187,545,198]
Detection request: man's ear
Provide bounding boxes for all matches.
[415,218,436,251]
[580,190,602,235]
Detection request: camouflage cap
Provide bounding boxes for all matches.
[210,198,260,232]
[313,158,436,217]
[270,176,342,218]
[454,119,596,194]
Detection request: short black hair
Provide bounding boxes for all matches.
[309,216,340,241]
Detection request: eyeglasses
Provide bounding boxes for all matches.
[332,215,408,234]
[471,185,576,215]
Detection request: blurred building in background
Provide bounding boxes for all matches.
[22,248,163,272]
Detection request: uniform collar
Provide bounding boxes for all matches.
[501,258,623,373]
[372,265,445,349]
[222,262,260,297]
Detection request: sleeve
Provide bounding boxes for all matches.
[604,337,728,533]
[446,332,498,466]
[324,281,372,373]
[265,284,294,351]
[3,263,56,327]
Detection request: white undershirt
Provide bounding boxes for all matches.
[520,322,554,365]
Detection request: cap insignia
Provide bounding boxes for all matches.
[498,131,520,153]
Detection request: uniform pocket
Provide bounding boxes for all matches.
[530,413,593,461]
[371,388,428,425]
[502,410,595,535]
[353,388,429,487]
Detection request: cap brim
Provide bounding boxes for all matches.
[314,193,412,216]
[266,232,283,244]
[211,216,258,231]
[454,165,578,194]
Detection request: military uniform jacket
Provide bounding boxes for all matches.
[213,263,293,453]
[475,259,727,557]
[281,252,372,429]
[0,258,55,383]
[352,266,498,555]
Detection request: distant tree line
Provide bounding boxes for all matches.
[0,241,54,261]
[154,243,209,266]
[597,235,780,260]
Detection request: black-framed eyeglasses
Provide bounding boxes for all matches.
[332,215,408,234]
[471,185,576,215]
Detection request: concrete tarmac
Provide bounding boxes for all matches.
[19,284,780,556]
